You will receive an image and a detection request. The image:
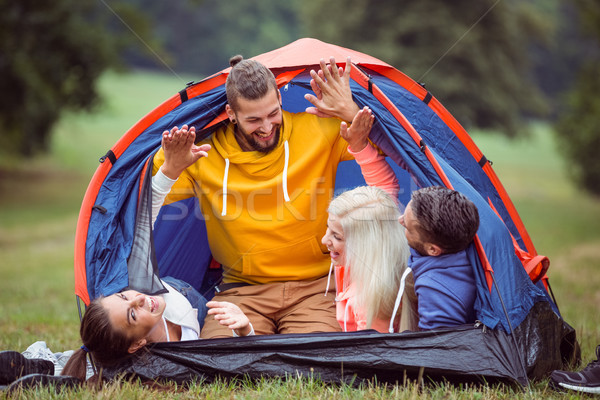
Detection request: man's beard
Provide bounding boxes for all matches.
[408,239,429,257]
[237,124,282,153]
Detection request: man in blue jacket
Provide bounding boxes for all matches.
[399,186,479,330]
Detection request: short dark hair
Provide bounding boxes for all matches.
[410,186,479,254]
[226,55,278,110]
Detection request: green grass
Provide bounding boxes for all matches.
[0,376,565,400]
[1,70,599,398]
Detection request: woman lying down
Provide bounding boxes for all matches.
[62,276,253,381]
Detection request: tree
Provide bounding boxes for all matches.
[119,0,303,76]
[555,0,600,195]
[299,0,549,137]
[0,0,148,157]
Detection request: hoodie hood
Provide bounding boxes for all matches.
[408,247,471,278]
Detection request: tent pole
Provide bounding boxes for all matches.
[76,295,83,322]
[546,281,560,312]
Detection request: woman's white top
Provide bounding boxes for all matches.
[161,280,200,340]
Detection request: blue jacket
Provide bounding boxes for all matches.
[409,248,477,330]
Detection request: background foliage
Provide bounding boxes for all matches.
[301,0,549,136]
[0,0,150,157]
[554,0,600,195]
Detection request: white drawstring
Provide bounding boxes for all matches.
[282,140,290,202]
[389,267,412,333]
[221,158,230,216]
[324,262,333,296]
[344,300,350,332]
[222,140,288,216]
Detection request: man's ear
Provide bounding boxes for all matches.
[425,243,443,257]
[128,338,147,354]
[225,104,235,122]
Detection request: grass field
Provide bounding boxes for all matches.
[0,70,599,398]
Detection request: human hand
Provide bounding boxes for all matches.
[304,56,360,122]
[340,106,374,152]
[160,125,211,179]
[206,301,251,336]
[303,61,343,118]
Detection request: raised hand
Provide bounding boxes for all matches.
[304,56,360,122]
[206,300,252,336]
[340,106,374,152]
[160,125,211,179]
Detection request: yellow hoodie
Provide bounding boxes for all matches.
[153,111,352,284]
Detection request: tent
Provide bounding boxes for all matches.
[73,38,578,386]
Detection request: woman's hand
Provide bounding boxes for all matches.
[206,301,252,336]
[340,106,374,152]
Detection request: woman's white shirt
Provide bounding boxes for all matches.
[161,280,200,339]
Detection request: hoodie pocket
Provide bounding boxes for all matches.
[242,236,328,280]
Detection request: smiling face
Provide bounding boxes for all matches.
[101,290,166,348]
[226,88,282,153]
[321,213,347,266]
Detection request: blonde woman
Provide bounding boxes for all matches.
[322,107,416,333]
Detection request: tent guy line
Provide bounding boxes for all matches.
[98,0,186,84]
[414,0,503,86]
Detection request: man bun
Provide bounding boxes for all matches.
[229,55,243,67]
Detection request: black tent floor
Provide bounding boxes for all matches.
[100,301,577,387]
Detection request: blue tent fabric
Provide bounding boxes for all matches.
[436,156,553,331]
[154,197,212,292]
[80,50,576,384]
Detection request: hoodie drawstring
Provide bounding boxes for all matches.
[324,262,333,296]
[343,300,350,332]
[282,140,290,202]
[221,158,230,216]
[389,267,412,333]
[221,140,289,216]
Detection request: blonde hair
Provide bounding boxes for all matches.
[328,186,409,328]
